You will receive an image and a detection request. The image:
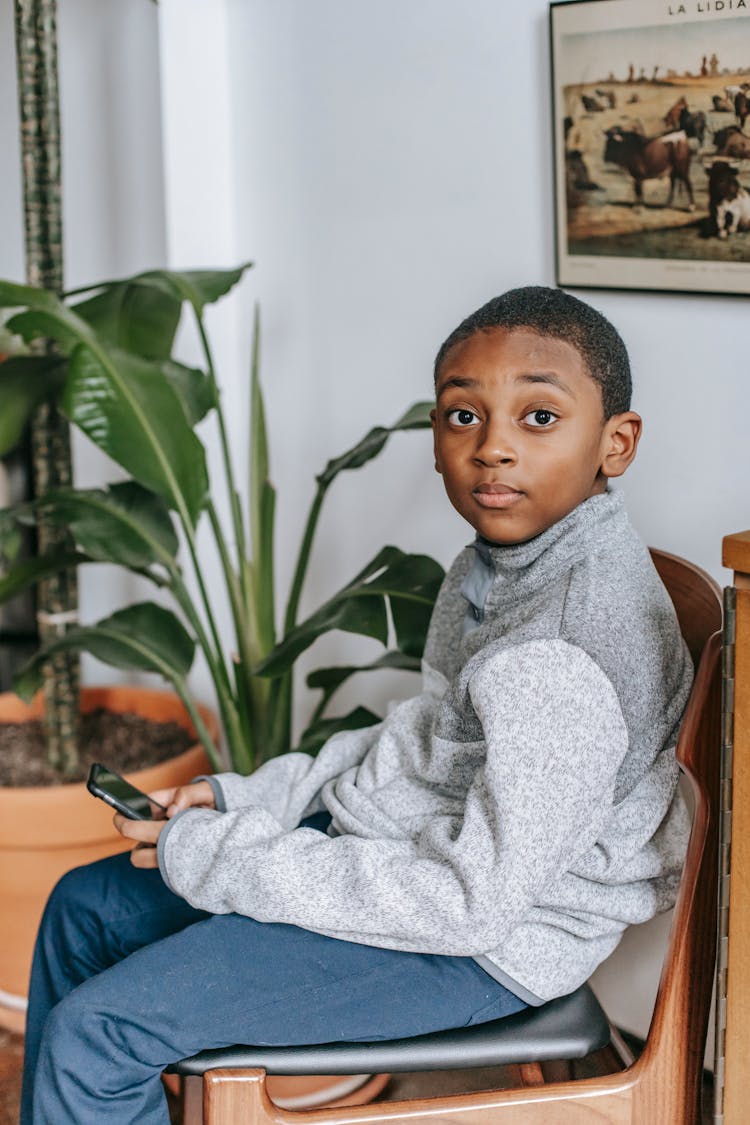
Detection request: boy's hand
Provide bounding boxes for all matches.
[114,816,166,868]
[114,780,216,869]
[147,779,217,818]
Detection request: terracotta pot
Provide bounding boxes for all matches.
[0,685,216,1033]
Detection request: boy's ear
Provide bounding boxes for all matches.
[599,411,642,479]
[430,407,442,474]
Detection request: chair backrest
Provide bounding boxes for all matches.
[636,549,722,1119]
[650,547,722,665]
[179,547,724,1125]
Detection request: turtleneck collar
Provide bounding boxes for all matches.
[465,490,627,614]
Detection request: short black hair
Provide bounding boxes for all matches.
[433,286,631,418]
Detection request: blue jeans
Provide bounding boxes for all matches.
[21,819,526,1124]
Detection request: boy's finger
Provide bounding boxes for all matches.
[145,787,179,808]
[130,843,160,869]
[113,813,164,845]
[167,780,215,815]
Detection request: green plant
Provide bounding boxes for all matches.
[0,266,444,776]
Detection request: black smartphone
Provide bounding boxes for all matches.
[87,762,167,821]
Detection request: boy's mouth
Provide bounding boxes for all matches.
[473,483,524,509]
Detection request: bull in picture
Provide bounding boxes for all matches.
[713,126,750,161]
[706,160,741,236]
[716,181,750,238]
[603,127,695,209]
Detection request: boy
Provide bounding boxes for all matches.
[21,287,692,1124]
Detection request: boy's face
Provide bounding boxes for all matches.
[431,327,640,546]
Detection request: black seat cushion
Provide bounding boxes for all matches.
[169,983,610,1077]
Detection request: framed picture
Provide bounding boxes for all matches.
[550,0,750,295]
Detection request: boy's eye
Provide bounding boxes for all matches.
[523,409,558,428]
[447,408,479,427]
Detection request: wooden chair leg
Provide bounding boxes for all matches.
[607,1026,636,1069]
[204,1068,278,1125]
[182,1074,204,1125]
[518,1062,545,1086]
[540,1059,574,1083]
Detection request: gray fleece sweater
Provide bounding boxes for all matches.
[158,490,693,1004]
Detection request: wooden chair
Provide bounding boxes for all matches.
[169,548,722,1125]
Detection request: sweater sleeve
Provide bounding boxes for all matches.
[159,641,629,956]
[205,721,383,827]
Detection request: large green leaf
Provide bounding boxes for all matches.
[0,354,68,455]
[161,360,214,425]
[1,267,250,390]
[62,343,208,528]
[306,650,420,712]
[306,650,421,693]
[13,602,195,701]
[317,427,389,486]
[147,264,253,313]
[0,512,22,567]
[6,309,86,355]
[359,549,443,658]
[30,483,179,571]
[257,547,442,678]
[296,706,381,757]
[317,401,434,488]
[257,594,388,678]
[353,550,444,604]
[0,280,59,311]
[354,549,443,658]
[65,264,253,314]
[390,596,435,658]
[389,401,435,430]
[71,280,182,360]
[0,550,88,604]
[1,285,94,355]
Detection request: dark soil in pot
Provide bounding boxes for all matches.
[0,709,194,787]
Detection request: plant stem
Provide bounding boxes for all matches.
[193,310,250,604]
[206,502,258,773]
[168,676,223,773]
[265,480,330,758]
[15,0,80,773]
[168,569,244,766]
[247,310,276,657]
[283,481,327,635]
[266,672,292,761]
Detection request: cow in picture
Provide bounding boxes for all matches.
[665,97,706,148]
[735,90,750,130]
[603,127,694,209]
[716,182,750,237]
[713,125,750,160]
[706,160,742,235]
[664,97,687,130]
[566,149,602,208]
[679,106,707,149]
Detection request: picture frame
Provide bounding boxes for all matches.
[550,0,750,295]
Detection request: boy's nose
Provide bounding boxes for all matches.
[474,420,517,466]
